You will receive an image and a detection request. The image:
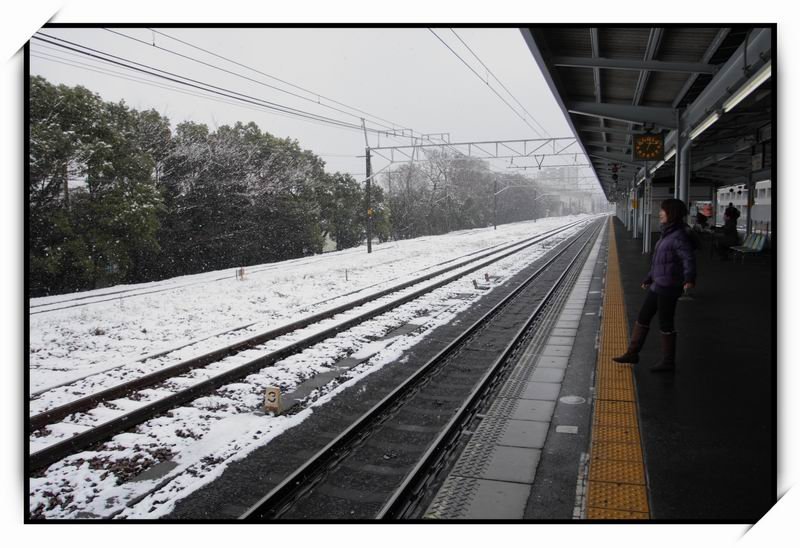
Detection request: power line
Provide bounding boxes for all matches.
[449,29,550,138]
[103,28,404,135]
[146,28,412,133]
[30,52,398,186]
[37,30,434,152]
[428,28,544,139]
[33,32,387,135]
[30,45,393,140]
[32,31,569,185]
[34,32,367,132]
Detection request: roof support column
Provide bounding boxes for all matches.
[625,180,632,230]
[746,171,755,236]
[633,181,640,239]
[678,139,691,204]
[674,110,682,199]
[638,183,645,240]
[643,164,653,254]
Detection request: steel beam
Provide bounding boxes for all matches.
[632,29,772,186]
[507,163,593,170]
[597,165,640,173]
[626,29,663,152]
[568,101,678,129]
[578,126,646,137]
[693,135,757,156]
[678,141,691,203]
[690,135,757,172]
[672,28,731,108]
[589,27,609,152]
[552,55,716,74]
[590,152,646,167]
[667,29,771,152]
[673,109,681,198]
[582,140,632,150]
[520,28,607,199]
[696,166,750,178]
[370,137,576,152]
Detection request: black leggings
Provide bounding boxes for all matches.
[636,290,680,333]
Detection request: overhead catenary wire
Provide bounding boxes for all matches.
[30,57,382,156]
[32,30,594,188]
[428,28,544,139]
[31,47,396,150]
[30,50,397,187]
[449,29,550,138]
[140,28,448,151]
[36,29,437,155]
[147,27,408,132]
[32,32,390,136]
[103,28,406,135]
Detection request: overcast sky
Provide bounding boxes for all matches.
[30,27,595,186]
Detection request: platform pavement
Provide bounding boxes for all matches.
[423,221,608,519]
[613,217,774,521]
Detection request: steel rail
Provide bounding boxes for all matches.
[29,233,512,399]
[239,221,599,520]
[29,221,590,471]
[378,222,602,519]
[29,219,586,433]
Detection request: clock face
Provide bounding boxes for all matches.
[633,134,664,161]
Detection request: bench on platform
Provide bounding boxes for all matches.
[730,232,769,262]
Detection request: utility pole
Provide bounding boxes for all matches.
[493,179,497,230]
[62,162,69,210]
[361,119,373,253]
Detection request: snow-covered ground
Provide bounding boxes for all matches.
[28,214,600,519]
[29,215,592,394]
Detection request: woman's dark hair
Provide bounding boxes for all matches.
[660,198,688,224]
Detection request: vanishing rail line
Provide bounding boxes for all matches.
[29,219,590,471]
[240,221,601,520]
[28,224,527,315]
[29,219,584,430]
[29,230,518,397]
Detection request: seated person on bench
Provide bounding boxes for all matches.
[714,212,739,260]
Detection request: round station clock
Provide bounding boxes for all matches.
[633,133,664,161]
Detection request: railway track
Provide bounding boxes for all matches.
[29,229,526,399]
[29,241,402,315]
[28,219,591,474]
[29,224,551,316]
[28,228,517,397]
[239,220,602,520]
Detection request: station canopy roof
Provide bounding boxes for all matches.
[522,27,773,201]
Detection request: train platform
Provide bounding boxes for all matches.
[422,216,774,521]
[606,217,774,520]
[160,216,774,521]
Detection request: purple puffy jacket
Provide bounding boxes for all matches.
[643,222,697,292]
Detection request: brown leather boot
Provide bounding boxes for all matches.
[613,322,649,364]
[650,331,676,372]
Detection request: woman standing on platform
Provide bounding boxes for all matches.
[613,198,696,372]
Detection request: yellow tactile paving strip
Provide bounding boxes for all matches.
[586,218,650,520]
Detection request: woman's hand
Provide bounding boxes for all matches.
[683,282,695,290]
[641,282,651,290]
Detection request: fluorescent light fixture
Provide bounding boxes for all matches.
[723,61,772,113]
[652,160,665,173]
[664,147,676,162]
[689,111,721,141]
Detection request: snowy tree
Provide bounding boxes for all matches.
[29,78,163,294]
